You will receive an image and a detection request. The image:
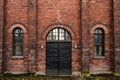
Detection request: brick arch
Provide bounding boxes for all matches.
[89,24,112,74]
[90,24,109,34]
[5,24,29,73]
[8,24,27,34]
[41,23,77,40]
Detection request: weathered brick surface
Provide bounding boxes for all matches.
[3,0,29,73]
[88,0,114,74]
[81,0,90,73]
[36,0,81,75]
[114,0,120,72]
[0,0,4,73]
[28,0,37,73]
[81,0,114,74]
[0,0,119,75]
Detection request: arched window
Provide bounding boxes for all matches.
[47,28,71,41]
[13,28,23,56]
[94,28,104,56]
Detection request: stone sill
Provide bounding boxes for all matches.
[4,71,28,74]
[93,56,106,59]
[11,56,24,59]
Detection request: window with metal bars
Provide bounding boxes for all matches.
[94,28,104,56]
[13,28,23,56]
[47,28,71,41]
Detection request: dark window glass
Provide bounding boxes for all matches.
[13,28,23,56]
[47,28,71,41]
[94,28,104,56]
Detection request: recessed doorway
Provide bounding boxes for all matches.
[46,28,72,75]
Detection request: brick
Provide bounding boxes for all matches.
[0,0,119,75]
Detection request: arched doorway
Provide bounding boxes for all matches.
[46,28,72,75]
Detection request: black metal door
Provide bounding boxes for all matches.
[46,42,71,75]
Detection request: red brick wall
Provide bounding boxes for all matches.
[88,0,114,74]
[36,0,81,75]
[114,0,120,72]
[0,0,4,73]
[81,0,90,73]
[3,0,81,75]
[1,0,117,75]
[4,0,29,73]
[81,0,114,74]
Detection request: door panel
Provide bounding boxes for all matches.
[59,43,71,75]
[46,42,58,75]
[46,42,71,75]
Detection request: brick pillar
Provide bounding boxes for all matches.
[114,0,120,73]
[0,0,4,73]
[81,0,90,73]
[28,0,37,73]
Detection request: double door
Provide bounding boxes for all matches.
[46,42,71,75]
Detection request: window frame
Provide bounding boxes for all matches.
[94,28,105,57]
[47,28,71,42]
[12,28,23,57]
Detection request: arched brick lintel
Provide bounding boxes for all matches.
[8,24,27,34]
[90,24,109,34]
[41,23,77,40]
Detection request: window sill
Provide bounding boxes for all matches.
[11,56,24,59]
[93,56,105,59]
